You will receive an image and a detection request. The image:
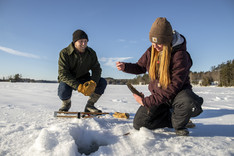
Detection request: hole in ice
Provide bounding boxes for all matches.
[78,140,106,155]
[70,127,117,155]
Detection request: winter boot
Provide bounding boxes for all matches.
[175,128,189,136]
[84,93,102,113]
[59,98,71,112]
[186,120,196,128]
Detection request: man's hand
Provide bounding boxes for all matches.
[78,80,96,96]
[133,93,144,106]
[116,61,125,71]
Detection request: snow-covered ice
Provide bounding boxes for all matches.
[0,82,234,156]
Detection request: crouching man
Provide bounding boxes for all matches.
[58,29,107,113]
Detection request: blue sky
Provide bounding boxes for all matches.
[0,0,234,80]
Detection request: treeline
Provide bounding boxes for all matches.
[105,74,150,85]
[0,74,57,83]
[1,59,233,86]
[0,74,27,82]
[190,59,234,86]
[111,59,234,87]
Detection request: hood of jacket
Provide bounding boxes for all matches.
[172,30,187,53]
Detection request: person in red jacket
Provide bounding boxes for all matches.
[116,17,203,136]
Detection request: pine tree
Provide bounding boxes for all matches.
[219,60,233,86]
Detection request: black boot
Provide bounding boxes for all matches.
[84,93,102,113]
[59,98,71,112]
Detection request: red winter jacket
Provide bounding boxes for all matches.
[123,36,192,108]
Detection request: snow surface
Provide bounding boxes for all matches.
[0,82,234,156]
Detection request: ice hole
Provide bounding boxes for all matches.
[78,139,108,155]
[70,127,116,155]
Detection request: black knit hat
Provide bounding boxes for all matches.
[72,29,89,43]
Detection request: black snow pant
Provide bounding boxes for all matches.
[133,89,203,130]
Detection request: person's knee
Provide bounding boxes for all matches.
[99,78,107,88]
[133,121,141,130]
[58,82,72,100]
[133,106,152,130]
[133,114,145,130]
[95,78,107,95]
